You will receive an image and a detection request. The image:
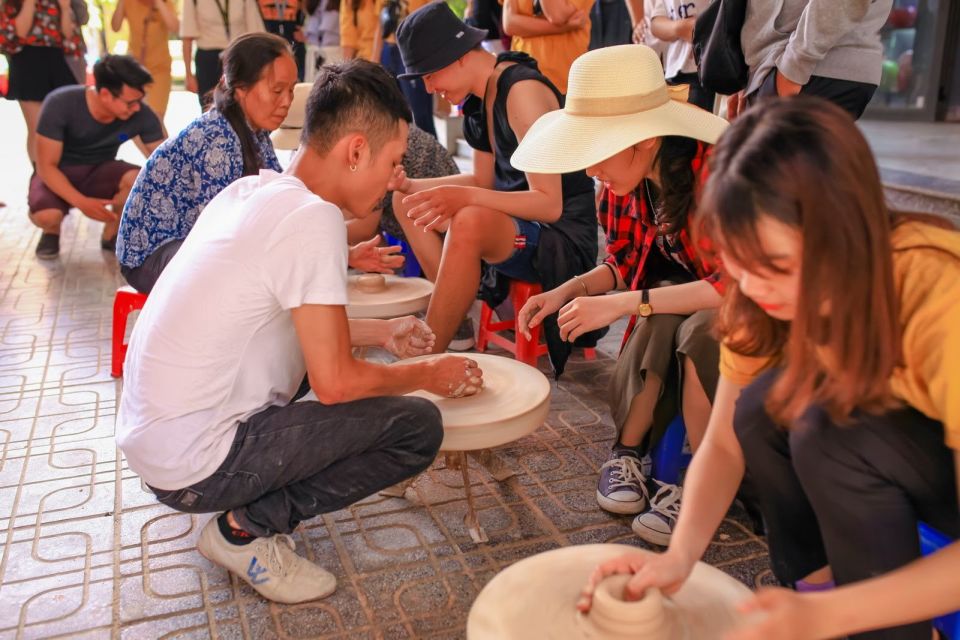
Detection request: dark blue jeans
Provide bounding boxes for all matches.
[735,370,959,640]
[150,396,443,536]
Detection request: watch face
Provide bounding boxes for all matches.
[638,303,653,317]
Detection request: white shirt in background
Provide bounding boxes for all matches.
[180,0,267,50]
[116,171,349,490]
[652,0,712,79]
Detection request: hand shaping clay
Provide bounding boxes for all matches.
[467,544,753,639]
[346,274,433,319]
[405,353,550,452]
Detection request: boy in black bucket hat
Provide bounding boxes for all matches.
[390,2,599,376]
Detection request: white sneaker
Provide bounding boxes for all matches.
[449,317,476,351]
[197,516,336,604]
[632,481,682,546]
[596,452,649,515]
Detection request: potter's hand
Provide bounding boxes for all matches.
[402,186,472,232]
[383,316,435,358]
[349,235,405,274]
[557,294,622,342]
[425,355,484,398]
[517,287,568,339]
[577,551,692,613]
[723,588,823,640]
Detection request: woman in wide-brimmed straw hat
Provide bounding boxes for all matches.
[513,44,728,546]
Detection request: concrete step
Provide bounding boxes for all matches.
[880,168,960,227]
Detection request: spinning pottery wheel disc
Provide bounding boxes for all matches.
[467,544,753,639]
[346,274,433,319]
[406,353,551,452]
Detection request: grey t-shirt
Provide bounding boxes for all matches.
[36,86,165,166]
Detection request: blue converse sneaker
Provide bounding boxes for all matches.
[632,481,682,546]
[596,450,649,514]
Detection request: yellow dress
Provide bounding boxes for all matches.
[509,0,593,94]
[124,0,175,120]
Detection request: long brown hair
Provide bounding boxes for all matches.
[700,97,902,425]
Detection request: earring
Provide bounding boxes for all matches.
[350,164,357,172]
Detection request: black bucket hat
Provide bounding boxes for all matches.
[396,2,488,80]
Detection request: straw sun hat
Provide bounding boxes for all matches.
[270,82,313,151]
[511,45,729,174]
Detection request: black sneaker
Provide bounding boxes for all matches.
[100,235,117,252]
[35,233,60,260]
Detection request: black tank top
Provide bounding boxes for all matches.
[461,52,595,199]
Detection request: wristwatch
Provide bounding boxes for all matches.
[637,289,653,317]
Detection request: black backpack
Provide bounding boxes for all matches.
[692,0,749,95]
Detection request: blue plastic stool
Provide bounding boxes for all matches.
[650,415,692,486]
[919,522,960,638]
[382,232,422,278]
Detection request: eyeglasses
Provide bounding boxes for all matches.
[111,92,144,108]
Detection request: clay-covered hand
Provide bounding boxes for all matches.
[577,550,693,613]
[383,316,436,358]
[348,235,405,274]
[402,185,472,232]
[557,294,623,342]
[386,164,411,193]
[425,355,484,398]
[631,20,648,44]
[723,588,823,640]
[517,287,568,339]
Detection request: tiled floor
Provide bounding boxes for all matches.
[0,95,780,639]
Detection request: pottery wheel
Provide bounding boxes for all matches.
[346,275,433,319]
[406,353,550,452]
[467,544,752,639]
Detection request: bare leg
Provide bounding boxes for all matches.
[393,191,445,282]
[617,372,663,447]
[28,208,65,235]
[680,357,711,453]
[18,100,42,166]
[426,206,516,352]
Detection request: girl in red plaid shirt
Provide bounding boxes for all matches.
[513,45,729,547]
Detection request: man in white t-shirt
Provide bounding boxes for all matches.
[650,0,715,111]
[116,60,484,605]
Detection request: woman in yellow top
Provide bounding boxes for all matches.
[338,0,377,60]
[111,0,178,123]
[578,97,960,640]
[502,0,592,94]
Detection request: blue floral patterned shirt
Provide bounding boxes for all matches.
[116,109,282,269]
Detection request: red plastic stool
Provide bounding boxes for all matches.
[476,280,596,367]
[112,286,148,378]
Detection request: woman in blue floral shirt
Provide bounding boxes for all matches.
[117,33,297,293]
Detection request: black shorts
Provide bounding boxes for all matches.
[5,45,78,102]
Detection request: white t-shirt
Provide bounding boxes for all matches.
[652,0,712,79]
[116,171,349,490]
[180,0,266,50]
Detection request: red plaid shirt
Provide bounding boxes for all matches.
[599,143,724,344]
